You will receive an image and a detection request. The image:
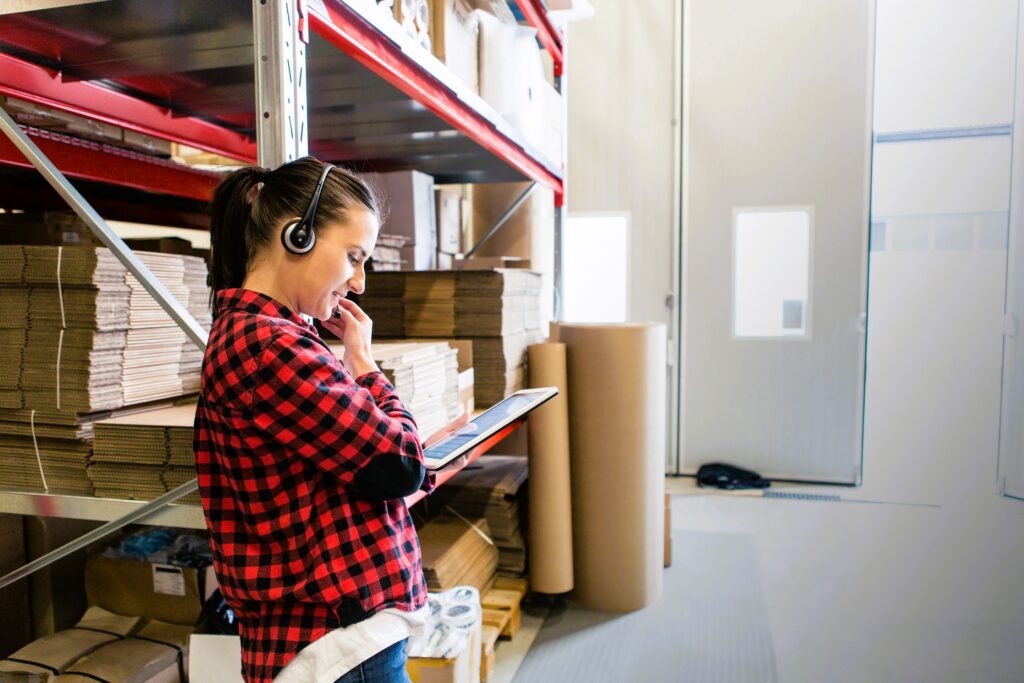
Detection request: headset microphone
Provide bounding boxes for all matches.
[281,161,336,255]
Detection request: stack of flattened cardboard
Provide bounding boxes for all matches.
[0,246,209,497]
[416,514,499,594]
[0,246,132,412]
[0,606,191,683]
[328,341,463,441]
[123,252,210,405]
[369,233,408,272]
[179,257,211,394]
[89,403,199,503]
[0,246,210,413]
[358,268,405,338]
[360,269,545,405]
[0,404,181,495]
[374,341,461,439]
[432,455,528,577]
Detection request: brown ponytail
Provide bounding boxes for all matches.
[209,166,268,296]
[208,157,380,306]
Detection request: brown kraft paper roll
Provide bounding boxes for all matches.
[557,323,666,612]
[526,342,574,594]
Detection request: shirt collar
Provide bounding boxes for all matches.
[215,288,317,332]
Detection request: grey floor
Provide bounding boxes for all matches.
[510,476,1024,683]
[513,530,776,683]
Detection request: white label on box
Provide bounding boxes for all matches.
[152,564,187,596]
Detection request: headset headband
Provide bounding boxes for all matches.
[301,162,336,233]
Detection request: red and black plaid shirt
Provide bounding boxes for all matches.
[194,288,430,682]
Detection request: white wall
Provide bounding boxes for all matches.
[566,0,675,327]
[863,0,1019,501]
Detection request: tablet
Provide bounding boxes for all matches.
[422,387,559,470]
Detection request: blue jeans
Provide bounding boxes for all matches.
[333,639,410,683]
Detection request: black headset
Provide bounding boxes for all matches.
[280,161,336,255]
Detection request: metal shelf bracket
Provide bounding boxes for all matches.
[464,181,537,258]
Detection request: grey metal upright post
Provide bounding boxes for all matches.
[254,0,309,167]
[553,32,568,321]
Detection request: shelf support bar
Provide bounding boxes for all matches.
[0,480,199,591]
[464,182,537,259]
[0,105,210,349]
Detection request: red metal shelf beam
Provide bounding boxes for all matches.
[0,125,221,202]
[0,53,257,163]
[310,1,563,202]
[404,419,524,507]
[512,0,564,75]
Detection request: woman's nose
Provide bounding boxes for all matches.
[348,272,365,296]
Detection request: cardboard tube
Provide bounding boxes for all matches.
[526,342,574,594]
[558,323,666,612]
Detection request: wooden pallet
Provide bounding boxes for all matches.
[480,624,502,682]
[482,580,527,640]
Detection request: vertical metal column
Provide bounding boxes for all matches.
[254,0,309,167]
[553,31,568,321]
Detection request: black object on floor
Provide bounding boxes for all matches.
[696,463,771,490]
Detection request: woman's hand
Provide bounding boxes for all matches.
[322,298,380,377]
[423,411,471,448]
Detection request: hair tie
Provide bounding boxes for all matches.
[245,181,264,206]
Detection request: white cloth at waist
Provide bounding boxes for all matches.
[272,605,429,683]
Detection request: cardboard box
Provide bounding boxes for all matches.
[61,619,193,683]
[665,493,672,568]
[436,187,464,254]
[0,212,101,246]
[539,80,563,167]
[398,244,438,271]
[188,635,245,683]
[84,555,217,626]
[429,0,480,93]
[453,256,531,271]
[0,514,31,655]
[468,182,554,325]
[479,625,500,682]
[393,0,426,38]
[407,621,481,683]
[476,10,545,150]
[459,368,475,415]
[367,171,438,269]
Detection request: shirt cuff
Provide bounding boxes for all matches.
[356,370,395,399]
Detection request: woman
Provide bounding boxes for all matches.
[195,157,431,683]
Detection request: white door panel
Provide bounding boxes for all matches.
[998,6,1024,500]
[679,0,874,482]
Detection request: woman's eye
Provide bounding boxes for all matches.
[348,253,359,264]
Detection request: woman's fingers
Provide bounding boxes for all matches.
[337,297,369,322]
[424,411,471,447]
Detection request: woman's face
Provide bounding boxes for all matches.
[291,207,379,320]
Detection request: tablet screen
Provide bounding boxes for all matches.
[422,389,557,469]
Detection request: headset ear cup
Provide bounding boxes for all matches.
[281,218,316,254]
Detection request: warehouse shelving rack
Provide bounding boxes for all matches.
[0,0,567,585]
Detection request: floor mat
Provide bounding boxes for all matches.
[513,530,778,683]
